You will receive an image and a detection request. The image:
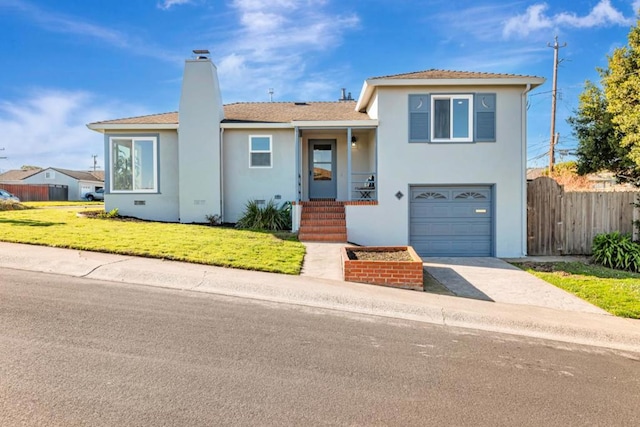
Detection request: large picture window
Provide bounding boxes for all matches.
[109,136,158,192]
[249,135,272,168]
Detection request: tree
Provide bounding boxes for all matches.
[567,80,637,180]
[567,18,640,184]
[603,18,640,169]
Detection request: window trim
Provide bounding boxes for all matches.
[249,135,273,168]
[430,94,474,143]
[108,135,159,193]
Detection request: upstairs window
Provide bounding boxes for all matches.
[432,95,473,142]
[109,136,158,192]
[409,93,496,143]
[249,135,272,168]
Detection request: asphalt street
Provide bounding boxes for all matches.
[1,268,639,426]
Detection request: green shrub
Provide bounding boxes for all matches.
[236,199,291,231]
[98,208,119,219]
[592,232,640,273]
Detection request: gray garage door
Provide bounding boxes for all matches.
[410,186,493,257]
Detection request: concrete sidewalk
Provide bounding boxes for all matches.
[1,242,639,353]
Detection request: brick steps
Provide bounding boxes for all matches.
[298,201,347,242]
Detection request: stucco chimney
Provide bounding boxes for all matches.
[177,50,224,223]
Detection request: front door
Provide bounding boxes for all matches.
[308,139,337,200]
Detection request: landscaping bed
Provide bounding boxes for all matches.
[342,246,423,291]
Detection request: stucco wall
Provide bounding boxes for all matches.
[222,128,297,222]
[104,130,180,222]
[346,85,527,258]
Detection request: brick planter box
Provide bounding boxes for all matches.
[341,246,423,291]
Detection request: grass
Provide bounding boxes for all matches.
[514,261,640,319]
[0,205,305,275]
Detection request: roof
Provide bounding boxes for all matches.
[89,101,369,126]
[369,69,541,80]
[91,112,178,125]
[0,168,104,182]
[356,68,545,112]
[51,168,104,182]
[0,169,41,181]
[223,101,368,123]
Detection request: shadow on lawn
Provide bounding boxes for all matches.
[0,218,64,227]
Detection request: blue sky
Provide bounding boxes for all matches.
[1,0,639,172]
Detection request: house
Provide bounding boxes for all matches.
[0,167,104,201]
[87,51,544,258]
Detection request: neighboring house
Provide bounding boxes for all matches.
[87,51,544,257]
[0,168,104,201]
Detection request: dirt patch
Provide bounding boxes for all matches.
[347,249,413,262]
[77,210,144,222]
[517,262,555,272]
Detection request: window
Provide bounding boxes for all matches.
[431,95,473,142]
[249,135,272,168]
[109,136,158,192]
[409,93,496,143]
[44,171,55,179]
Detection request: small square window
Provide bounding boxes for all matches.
[249,135,272,168]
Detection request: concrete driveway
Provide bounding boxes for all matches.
[422,257,607,315]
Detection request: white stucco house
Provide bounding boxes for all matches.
[87,51,544,258]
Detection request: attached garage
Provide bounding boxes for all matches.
[409,185,493,257]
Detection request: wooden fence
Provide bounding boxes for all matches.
[0,184,68,202]
[527,177,640,255]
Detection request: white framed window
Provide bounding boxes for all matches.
[109,136,158,193]
[44,171,55,179]
[431,94,474,142]
[249,135,272,168]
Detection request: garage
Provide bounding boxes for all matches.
[410,185,493,257]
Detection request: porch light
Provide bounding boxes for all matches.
[351,135,357,147]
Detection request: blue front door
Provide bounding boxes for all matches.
[309,139,337,200]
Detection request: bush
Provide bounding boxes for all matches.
[592,232,640,273]
[236,200,291,231]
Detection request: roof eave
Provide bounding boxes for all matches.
[86,123,179,133]
[367,77,546,88]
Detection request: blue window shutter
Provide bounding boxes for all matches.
[409,94,430,142]
[474,93,496,142]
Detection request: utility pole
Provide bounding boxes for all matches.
[548,36,566,176]
[91,154,99,172]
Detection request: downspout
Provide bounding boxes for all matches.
[347,127,352,201]
[521,83,532,256]
[220,127,224,222]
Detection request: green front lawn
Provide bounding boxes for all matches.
[0,206,305,275]
[514,262,640,319]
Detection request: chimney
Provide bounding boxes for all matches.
[339,88,347,101]
[178,50,224,223]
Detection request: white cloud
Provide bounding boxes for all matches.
[0,90,146,172]
[157,0,193,10]
[503,1,633,38]
[634,0,640,15]
[214,0,360,101]
[0,0,182,63]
